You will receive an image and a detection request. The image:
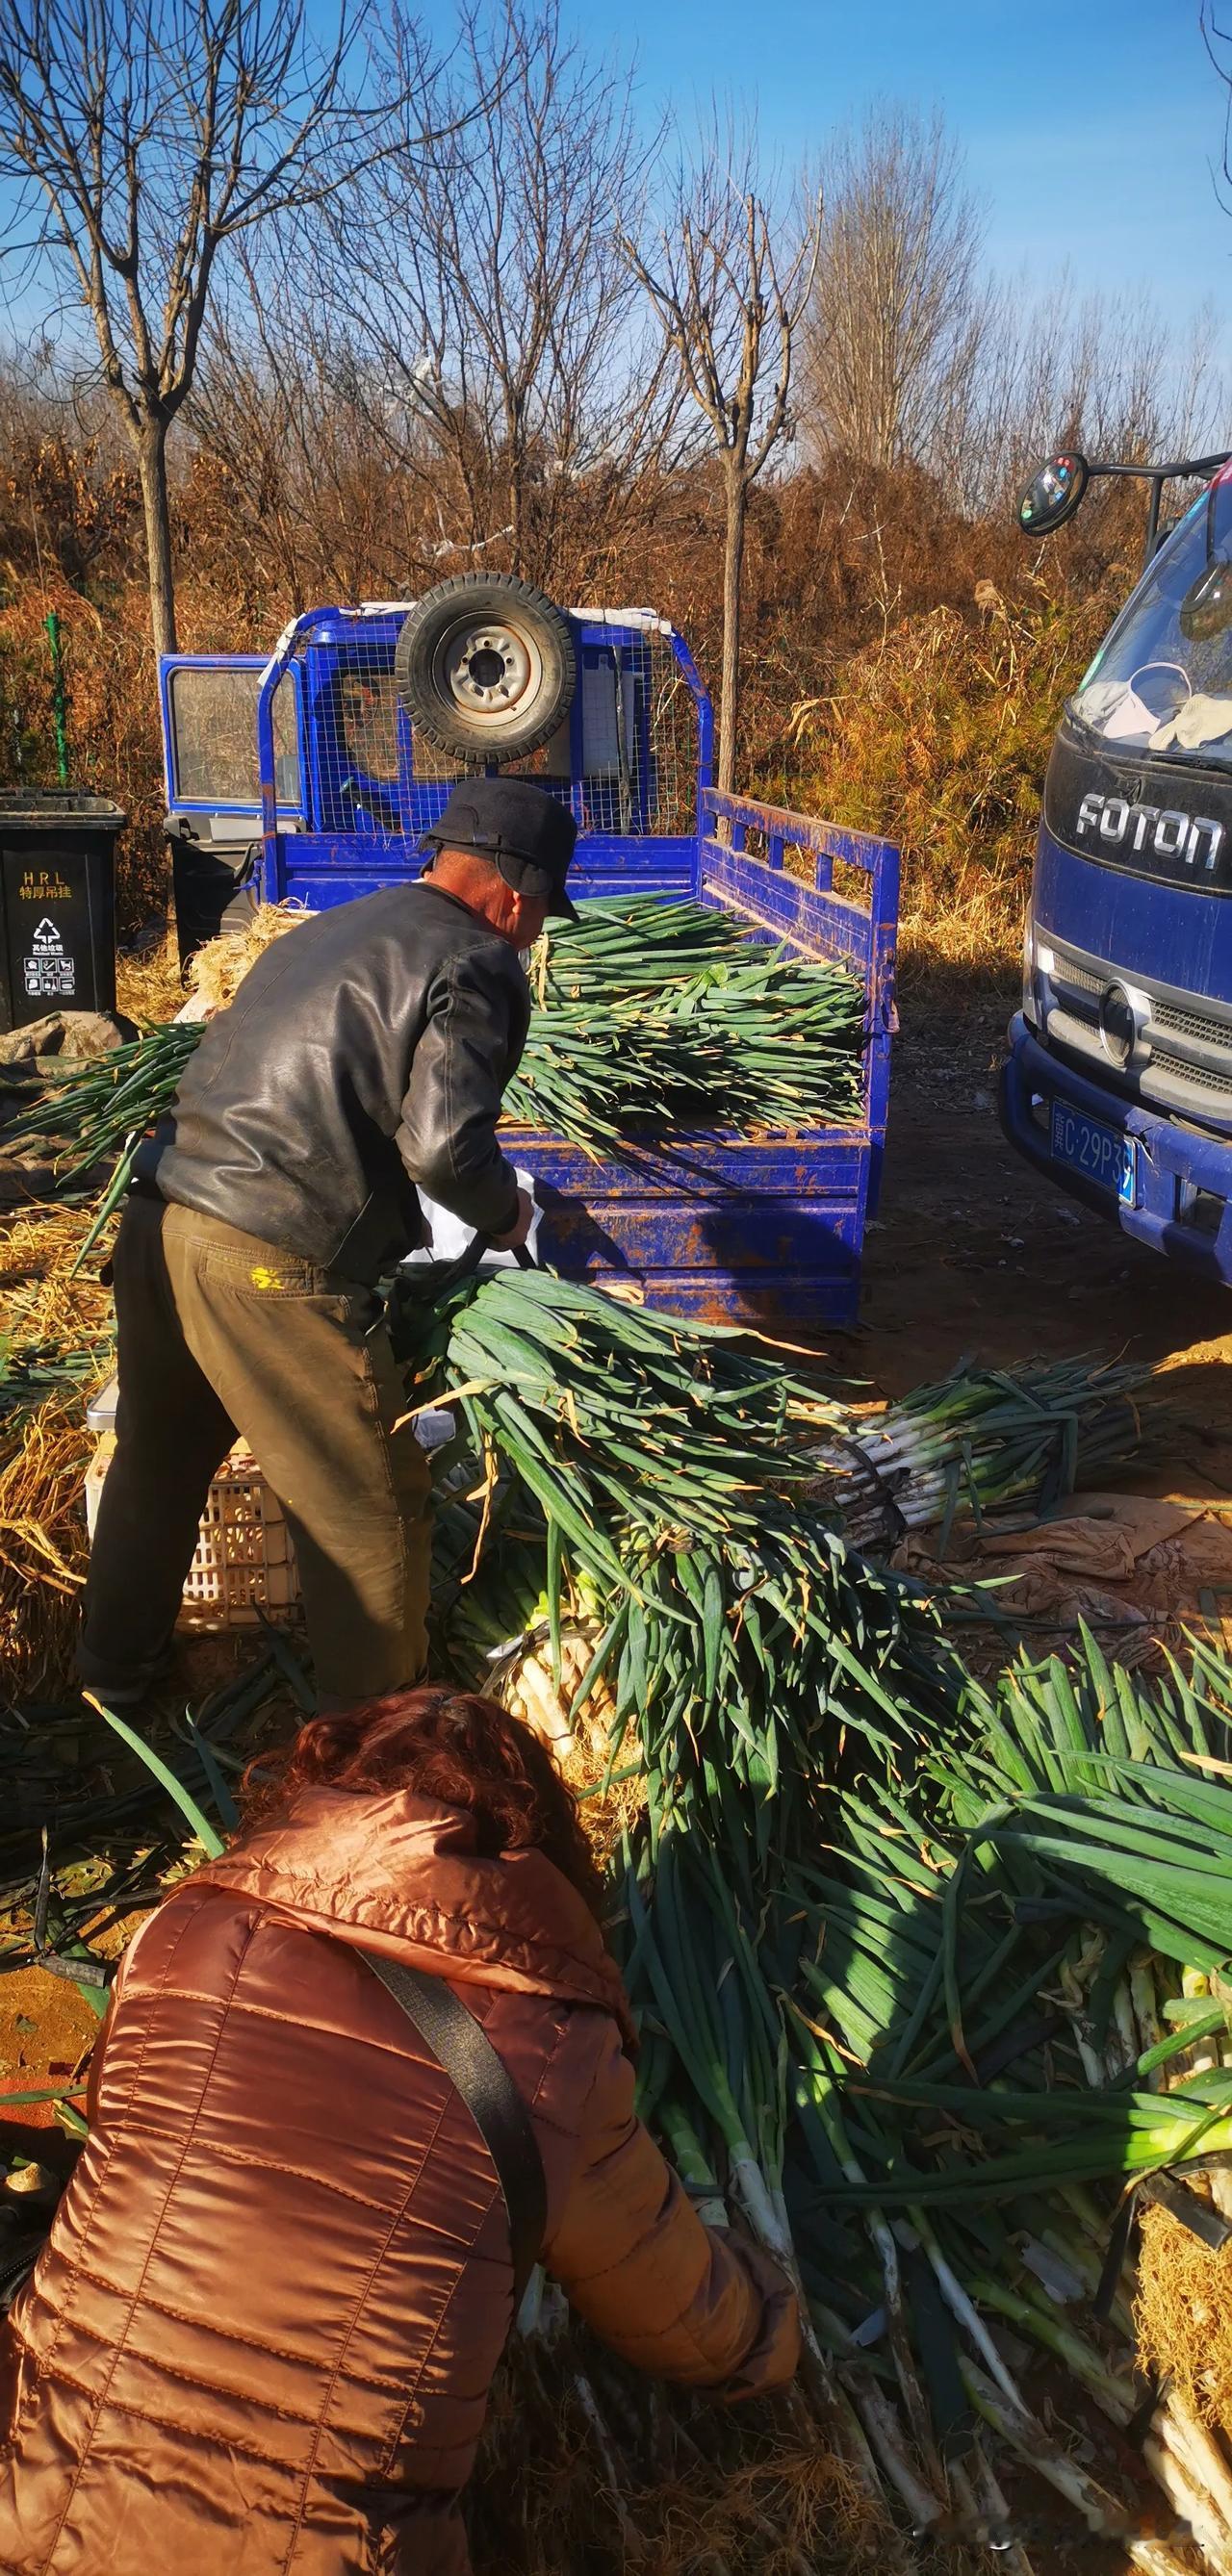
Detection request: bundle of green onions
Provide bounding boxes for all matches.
[10,1021,201,1265]
[13,1022,198,1176]
[533,889,762,1002]
[403,1265,962,1882]
[411,1276,1147,1578]
[409,1274,1150,1906]
[798,1629,1232,2205]
[839,1354,1147,1553]
[505,998,735,1150]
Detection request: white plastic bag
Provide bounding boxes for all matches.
[402,1164,543,1271]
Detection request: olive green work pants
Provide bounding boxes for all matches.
[78,1197,431,1702]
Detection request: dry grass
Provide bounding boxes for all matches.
[895,856,1025,1007]
[114,903,309,1033]
[115,927,183,1024]
[185,900,309,1015]
[1,1199,114,1348]
[0,1391,92,1696]
[788,583,1117,1012]
[648,2439,884,2574]
[1,1202,115,1696]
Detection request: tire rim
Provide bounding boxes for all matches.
[433,614,545,732]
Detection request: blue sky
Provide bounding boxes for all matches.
[577,0,1232,357]
[6,0,1226,401]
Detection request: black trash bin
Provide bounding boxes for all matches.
[167,812,261,968]
[0,792,125,1033]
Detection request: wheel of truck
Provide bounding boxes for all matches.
[394,574,577,767]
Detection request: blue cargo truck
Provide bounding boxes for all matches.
[159,577,899,1325]
[1000,446,1232,1278]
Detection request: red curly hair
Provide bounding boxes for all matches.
[262,1685,604,1916]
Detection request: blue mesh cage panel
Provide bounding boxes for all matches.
[271,611,700,843]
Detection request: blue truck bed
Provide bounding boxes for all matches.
[160,608,899,1326]
[519,791,899,1326]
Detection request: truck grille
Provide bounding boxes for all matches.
[1151,1047,1232,1098]
[1040,938,1232,1127]
[1055,958,1102,997]
[1152,999,1228,1049]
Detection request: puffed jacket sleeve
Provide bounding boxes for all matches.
[542,2020,800,2396]
[396,945,530,1237]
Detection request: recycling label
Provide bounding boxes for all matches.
[22,913,77,1000]
[4,842,111,1029]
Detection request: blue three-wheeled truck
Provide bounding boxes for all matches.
[158,575,899,1327]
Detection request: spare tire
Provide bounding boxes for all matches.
[395,573,577,766]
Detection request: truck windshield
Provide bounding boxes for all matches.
[1070,467,1232,766]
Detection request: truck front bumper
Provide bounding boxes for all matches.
[1002,1012,1232,1282]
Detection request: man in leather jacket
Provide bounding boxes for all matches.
[78,778,579,1710]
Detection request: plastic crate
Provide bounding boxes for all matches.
[85,1433,301,1630]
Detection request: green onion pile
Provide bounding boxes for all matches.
[11,897,1228,2559]
[10,901,865,1211]
[10,1233,1225,2562]
[398,1267,1232,2559]
[506,894,867,1147]
[607,1628,1232,2557]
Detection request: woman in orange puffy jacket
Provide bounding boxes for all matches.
[0,1685,798,2576]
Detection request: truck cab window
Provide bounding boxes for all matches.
[169,668,300,808]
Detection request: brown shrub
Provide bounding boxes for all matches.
[0,397,1139,972]
[785,577,1120,999]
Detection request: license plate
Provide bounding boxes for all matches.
[1049,1101,1137,1205]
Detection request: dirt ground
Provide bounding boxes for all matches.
[848,993,1232,1493]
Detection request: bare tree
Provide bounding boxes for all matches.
[302,0,682,599]
[188,233,444,609]
[964,275,1225,518]
[1204,3,1232,212]
[621,138,822,795]
[804,108,988,477]
[0,0,434,654]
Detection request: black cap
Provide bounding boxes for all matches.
[422,777,580,923]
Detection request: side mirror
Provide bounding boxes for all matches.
[1016,450,1090,537]
[1180,559,1232,643]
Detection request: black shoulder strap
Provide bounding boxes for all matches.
[360,1950,547,2309]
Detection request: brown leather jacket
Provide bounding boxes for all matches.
[0,1789,798,2575]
